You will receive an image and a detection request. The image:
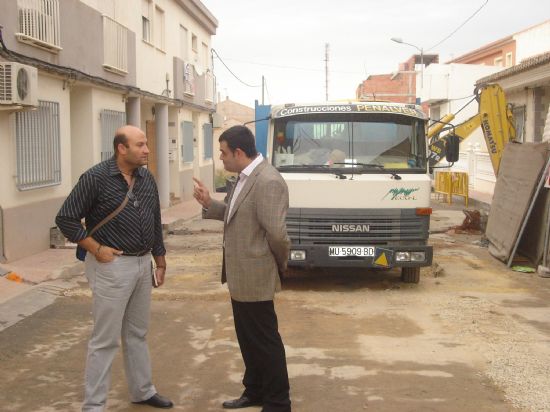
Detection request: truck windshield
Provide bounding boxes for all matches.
[272,113,427,172]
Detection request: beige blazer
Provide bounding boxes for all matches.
[204,160,290,302]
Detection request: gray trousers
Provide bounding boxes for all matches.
[82,253,156,412]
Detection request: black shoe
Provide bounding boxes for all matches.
[133,393,174,409]
[222,395,263,409]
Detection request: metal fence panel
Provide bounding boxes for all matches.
[17,0,61,48]
[100,109,126,161]
[15,100,61,190]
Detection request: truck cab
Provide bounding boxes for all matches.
[265,101,433,283]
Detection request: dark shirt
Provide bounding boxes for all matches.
[56,157,165,256]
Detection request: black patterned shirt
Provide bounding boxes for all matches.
[56,157,165,256]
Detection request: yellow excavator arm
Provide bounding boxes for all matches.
[428,84,516,175]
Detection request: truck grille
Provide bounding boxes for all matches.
[287,208,429,246]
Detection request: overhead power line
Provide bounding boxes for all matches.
[211,48,261,88]
[426,0,489,51]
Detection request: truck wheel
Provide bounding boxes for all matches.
[401,267,420,284]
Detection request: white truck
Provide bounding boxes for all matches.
[262,101,446,283]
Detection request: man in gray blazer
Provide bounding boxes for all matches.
[193,126,291,412]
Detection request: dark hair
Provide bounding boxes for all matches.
[113,133,129,156]
[219,126,257,158]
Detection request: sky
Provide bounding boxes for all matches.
[199,0,549,108]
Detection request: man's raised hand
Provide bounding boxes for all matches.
[193,177,211,208]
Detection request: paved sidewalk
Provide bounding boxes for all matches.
[0,193,225,307]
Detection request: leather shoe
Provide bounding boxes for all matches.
[133,393,174,409]
[222,395,263,409]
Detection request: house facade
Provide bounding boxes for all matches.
[0,0,218,262]
[477,52,550,145]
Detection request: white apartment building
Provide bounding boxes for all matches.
[0,0,218,261]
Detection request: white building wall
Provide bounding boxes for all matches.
[79,0,214,95]
[70,87,95,185]
[135,0,213,95]
[1,74,72,209]
[514,21,550,63]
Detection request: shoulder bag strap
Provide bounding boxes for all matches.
[88,176,136,237]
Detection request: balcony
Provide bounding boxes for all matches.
[16,0,62,52]
[173,57,215,108]
[102,15,128,75]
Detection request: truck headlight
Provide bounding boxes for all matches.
[290,250,306,261]
[396,252,411,262]
[410,251,426,262]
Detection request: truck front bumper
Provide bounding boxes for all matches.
[288,244,433,269]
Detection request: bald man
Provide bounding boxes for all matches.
[56,126,173,410]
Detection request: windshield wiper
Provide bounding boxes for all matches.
[332,162,383,169]
[332,162,402,180]
[278,164,329,169]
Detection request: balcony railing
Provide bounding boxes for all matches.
[16,0,61,52]
[102,15,128,75]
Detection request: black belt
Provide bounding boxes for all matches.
[122,250,151,257]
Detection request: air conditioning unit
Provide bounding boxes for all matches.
[0,62,38,106]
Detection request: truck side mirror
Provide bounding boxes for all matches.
[445,134,460,163]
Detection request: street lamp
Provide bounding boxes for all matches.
[391,37,424,91]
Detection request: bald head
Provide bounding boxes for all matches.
[113,125,145,157]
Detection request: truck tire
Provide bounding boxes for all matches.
[401,267,420,284]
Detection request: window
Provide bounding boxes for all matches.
[272,114,426,170]
[154,6,165,50]
[100,109,126,161]
[180,25,188,60]
[512,105,525,143]
[16,0,62,51]
[494,57,503,67]
[191,34,198,62]
[141,0,152,42]
[505,52,513,67]
[203,123,213,159]
[181,121,194,163]
[15,100,61,190]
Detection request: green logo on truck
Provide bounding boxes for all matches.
[383,187,419,200]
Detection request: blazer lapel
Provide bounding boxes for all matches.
[226,160,268,224]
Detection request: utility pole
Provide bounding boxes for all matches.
[325,43,329,101]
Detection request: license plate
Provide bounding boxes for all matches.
[328,246,375,257]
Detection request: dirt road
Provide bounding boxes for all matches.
[1,215,550,411]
